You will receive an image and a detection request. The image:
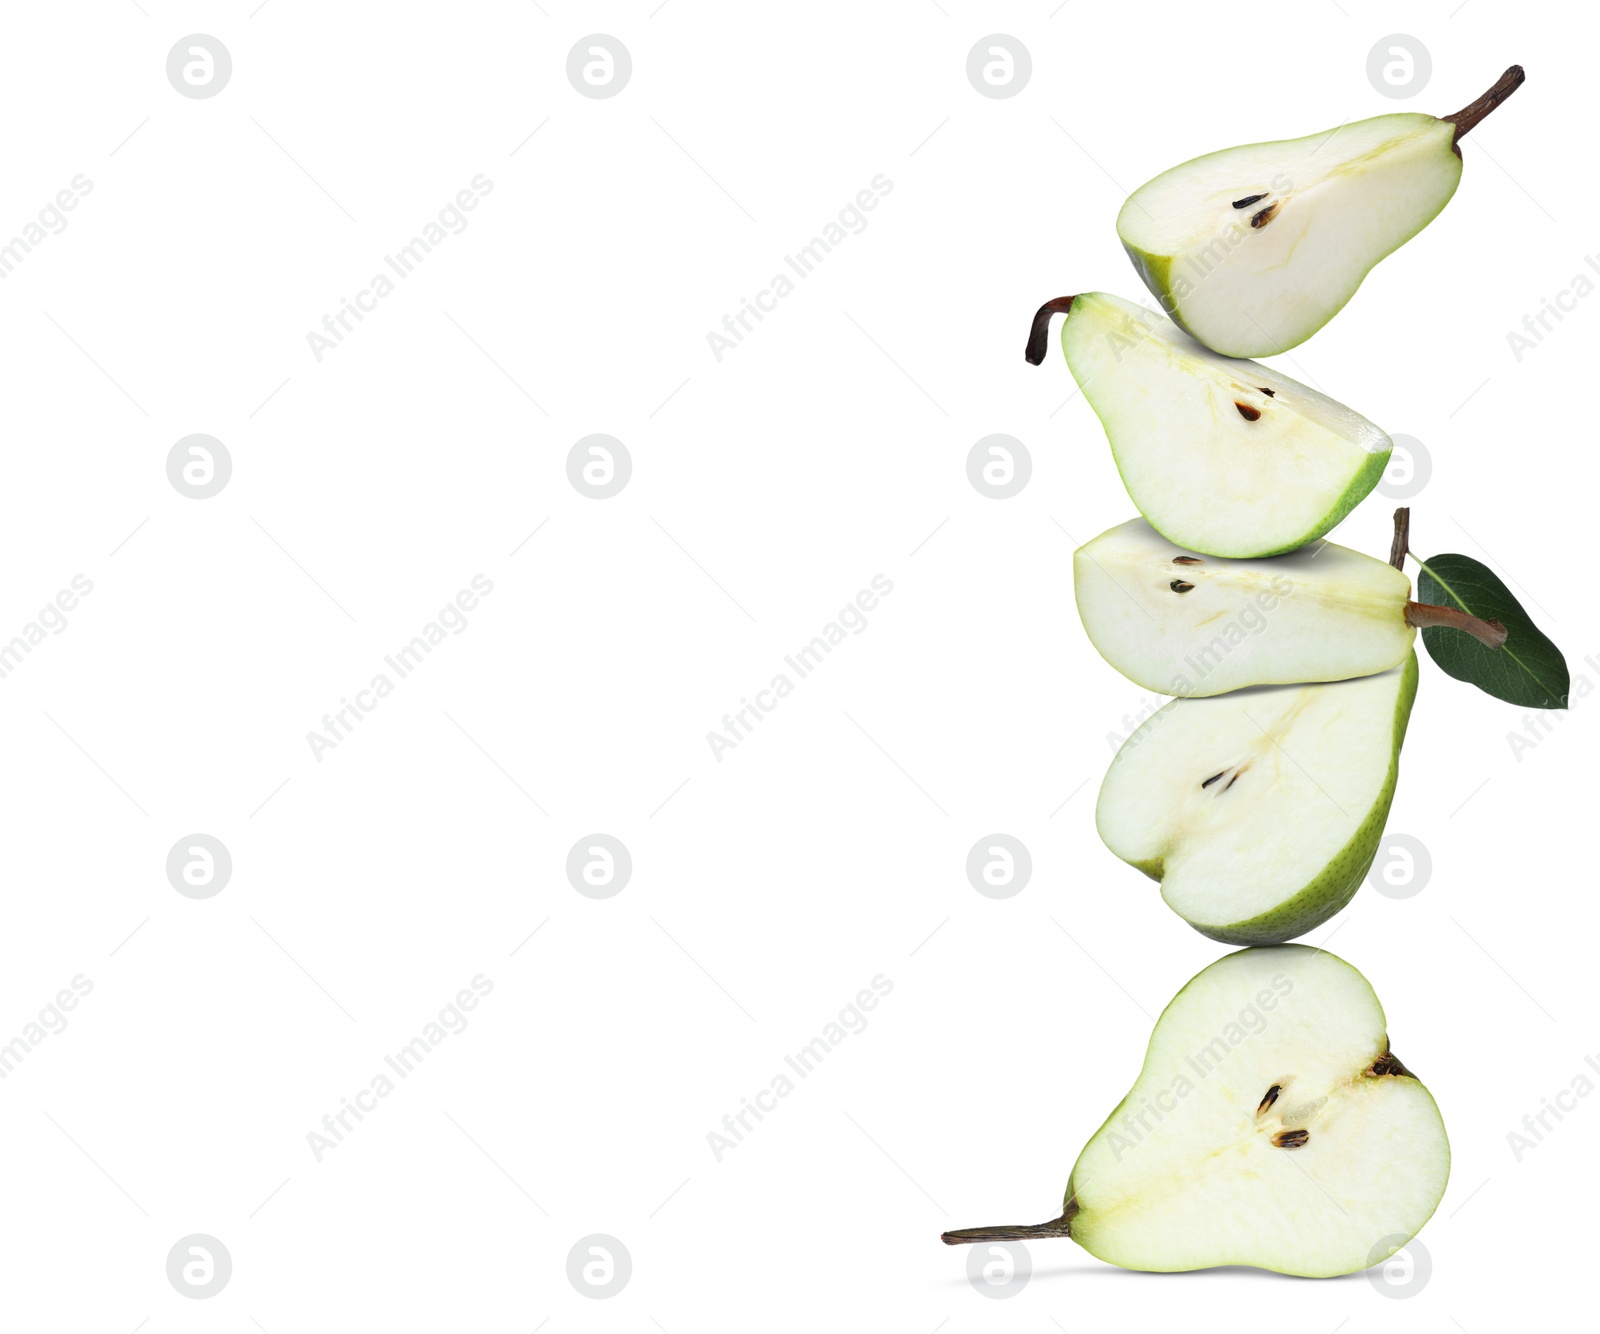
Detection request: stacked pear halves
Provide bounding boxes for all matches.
[1036,67,1526,948]
[943,67,1529,1280]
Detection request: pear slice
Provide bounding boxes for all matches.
[1029,291,1391,557]
[1075,517,1415,695]
[1118,66,1524,357]
[943,945,1450,1277]
[1074,516,1508,696]
[1097,656,1417,944]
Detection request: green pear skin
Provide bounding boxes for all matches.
[1098,654,1419,945]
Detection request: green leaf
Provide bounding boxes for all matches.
[1415,553,1569,709]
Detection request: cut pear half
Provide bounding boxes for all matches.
[1074,517,1415,695]
[1039,292,1390,557]
[1097,655,1418,944]
[1117,67,1524,357]
[943,945,1450,1277]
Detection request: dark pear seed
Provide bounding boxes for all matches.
[1367,1050,1415,1079]
[1235,401,1262,421]
[1251,201,1283,229]
[1257,1084,1281,1114]
[1257,386,1276,396]
[1172,556,1203,565]
[1170,580,1195,593]
[1272,1129,1309,1149]
[1231,192,1268,209]
[1201,771,1226,789]
[1223,771,1242,791]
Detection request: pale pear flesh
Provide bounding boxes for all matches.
[1119,114,1461,357]
[1117,67,1525,357]
[1097,656,1418,943]
[945,946,1450,1277]
[1060,292,1392,557]
[1074,517,1414,696]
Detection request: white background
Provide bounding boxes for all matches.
[0,2,1593,1329]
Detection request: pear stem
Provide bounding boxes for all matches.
[1025,296,1076,366]
[1389,509,1508,647]
[1388,507,1410,571]
[1405,600,1509,649]
[942,1213,1075,1245]
[1445,65,1525,145]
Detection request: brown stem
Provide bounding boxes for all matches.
[1025,296,1076,366]
[1444,65,1525,147]
[942,1212,1075,1245]
[1405,601,1508,649]
[1388,507,1410,571]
